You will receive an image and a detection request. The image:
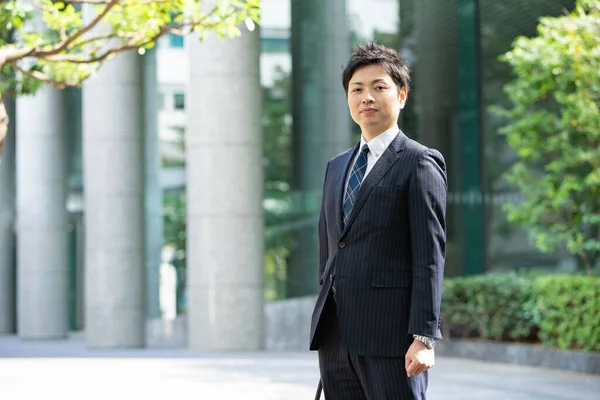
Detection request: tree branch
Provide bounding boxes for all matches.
[31,0,119,58]
[39,5,230,64]
[578,250,593,276]
[0,45,36,67]
[0,96,8,150]
[167,24,196,37]
[11,62,78,89]
[63,0,113,3]
[43,23,169,64]
[1,2,245,68]
[63,0,170,3]
[67,33,119,50]
[1,1,255,93]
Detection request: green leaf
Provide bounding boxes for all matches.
[490,0,600,271]
[0,0,261,96]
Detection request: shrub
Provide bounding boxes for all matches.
[493,0,600,273]
[442,272,538,342]
[534,275,600,351]
[442,272,600,352]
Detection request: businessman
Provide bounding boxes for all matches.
[309,42,447,399]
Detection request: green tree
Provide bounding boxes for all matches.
[0,0,260,154]
[262,66,292,300]
[162,189,187,312]
[494,0,600,274]
[262,65,291,190]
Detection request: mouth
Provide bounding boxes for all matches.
[360,108,377,114]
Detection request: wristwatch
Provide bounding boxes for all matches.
[413,335,436,349]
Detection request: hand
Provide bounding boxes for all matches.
[405,339,435,377]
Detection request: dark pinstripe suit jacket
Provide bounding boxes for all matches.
[309,130,447,357]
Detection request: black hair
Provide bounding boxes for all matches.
[342,42,411,95]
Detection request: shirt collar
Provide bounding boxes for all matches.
[360,125,399,158]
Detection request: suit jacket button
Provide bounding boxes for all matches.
[330,274,333,281]
[339,241,346,248]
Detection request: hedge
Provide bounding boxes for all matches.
[442,272,600,352]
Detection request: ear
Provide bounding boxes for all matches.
[398,86,408,109]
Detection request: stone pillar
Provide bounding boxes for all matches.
[83,52,145,347]
[16,86,69,339]
[187,25,264,351]
[0,96,16,333]
[321,0,351,158]
[143,48,162,320]
[288,0,351,297]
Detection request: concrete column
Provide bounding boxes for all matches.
[0,96,16,333]
[16,86,69,339]
[187,25,264,351]
[143,48,162,320]
[288,0,351,297]
[83,52,145,347]
[321,0,351,157]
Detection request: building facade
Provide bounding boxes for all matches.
[0,0,575,349]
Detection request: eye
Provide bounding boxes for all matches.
[352,88,362,93]
[376,85,386,90]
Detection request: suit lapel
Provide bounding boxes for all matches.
[341,131,407,236]
[332,144,359,237]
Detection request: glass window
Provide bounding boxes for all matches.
[261,37,290,54]
[173,93,185,110]
[480,0,576,271]
[396,0,468,276]
[169,34,184,48]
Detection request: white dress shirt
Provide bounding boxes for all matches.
[344,125,400,194]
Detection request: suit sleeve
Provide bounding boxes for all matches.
[407,149,447,340]
[318,162,330,284]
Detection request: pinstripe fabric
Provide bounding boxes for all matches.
[310,130,447,399]
[318,292,428,400]
[317,293,367,400]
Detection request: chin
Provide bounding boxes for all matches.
[363,120,382,128]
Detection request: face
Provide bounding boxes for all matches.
[347,64,407,140]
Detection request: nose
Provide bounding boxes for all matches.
[361,90,375,104]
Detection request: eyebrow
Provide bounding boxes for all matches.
[350,78,388,86]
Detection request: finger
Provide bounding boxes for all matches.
[411,361,428,377]
[406,360,419,377]
[405,357,412,373]
[413,366,426,377]
[416,364,432,376]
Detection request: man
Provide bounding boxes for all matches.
[309,42,447,399]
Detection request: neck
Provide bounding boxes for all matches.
[362,124,396,142]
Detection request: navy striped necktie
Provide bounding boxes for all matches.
[343,144,370,226]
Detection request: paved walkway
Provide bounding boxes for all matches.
[1,335,598,400]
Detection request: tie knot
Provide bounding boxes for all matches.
[360,144,370,156]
